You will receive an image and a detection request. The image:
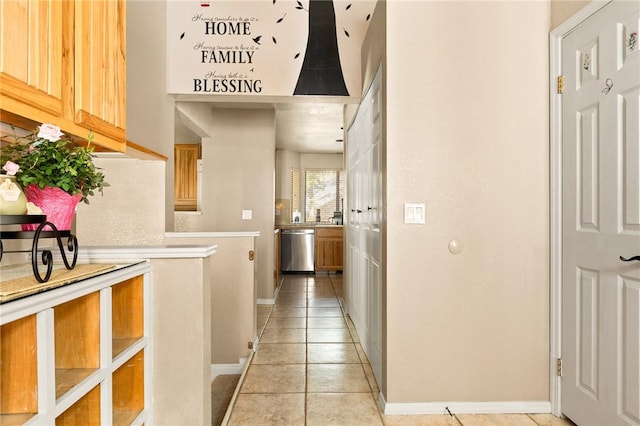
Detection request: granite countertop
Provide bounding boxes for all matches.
[276,223,343,229]
[0,261,145,305]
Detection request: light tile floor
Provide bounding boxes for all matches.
[227,273,575,426]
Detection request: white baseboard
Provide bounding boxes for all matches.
[258,284,281,306]
[380,394,551,416]
[210,358,249,382]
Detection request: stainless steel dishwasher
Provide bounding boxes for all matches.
[280,228,315,272]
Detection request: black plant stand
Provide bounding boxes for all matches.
[0,215,78,283]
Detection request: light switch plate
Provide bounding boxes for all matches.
[242,210,253,220]
[404,203,426,224]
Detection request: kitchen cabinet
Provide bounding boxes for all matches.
[0,262,151,425]
[0,0,71,119]
[0,0,126,152]
[174,144,200,211]
[73,0,127,145]
[315,226,343,271]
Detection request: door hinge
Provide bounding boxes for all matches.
[248,250,254,261]
[557,75,564,94]
[248,341,254,350]
[556,358,562,377]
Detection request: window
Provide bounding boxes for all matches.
[305,170,344,223]
[291,168,300,219]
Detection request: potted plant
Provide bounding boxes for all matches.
[0,123,109,230]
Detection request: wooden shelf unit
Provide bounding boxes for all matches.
[0,261,151,425]
[0,315,38,424]
[55,385,101,426]
[54,292,101,399]
[112,349,144,425]
[112,276,144,359]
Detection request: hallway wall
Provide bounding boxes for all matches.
[551,0,590,29]
[372,1,552,405]
[174,108,277,300]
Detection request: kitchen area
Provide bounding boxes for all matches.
[279,222,343,273]
[273,144,345,287]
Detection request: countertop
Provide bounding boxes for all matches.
[0,260,148,306]
[276,223,343,229]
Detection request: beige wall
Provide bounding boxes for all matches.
[127,1,176,232]
[551,0,589,29]
[171,105,277,300]
[174,109,276,299]
[369,1,551,403]
[275,149,301,201]
[150,257,212,425]
[275,149,300,225]
[76,157,167,245]
[165,234,258,364]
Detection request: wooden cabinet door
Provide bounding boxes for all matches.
[74,0,126,143]
[0,0,73,119]
[174,144,200,211]
[315,228,343,271]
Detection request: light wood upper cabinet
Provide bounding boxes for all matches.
[74,0,126,143]
[174,144,200,211]
[0,0,126,152]
[0,0,72,118]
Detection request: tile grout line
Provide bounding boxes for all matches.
[304,273,309,426]
[331,272,386,425]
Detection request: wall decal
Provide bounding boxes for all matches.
[294,0,349,96]
[166,0,375,97]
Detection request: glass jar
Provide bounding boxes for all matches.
[0,175,27,215]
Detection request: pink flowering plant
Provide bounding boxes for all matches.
[0,123,108,203]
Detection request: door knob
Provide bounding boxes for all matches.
[619,255,640,262]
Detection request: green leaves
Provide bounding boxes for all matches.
[0,129,108,204]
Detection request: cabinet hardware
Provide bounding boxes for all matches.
[249,250,255,261]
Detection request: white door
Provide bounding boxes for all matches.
[346,66,383,387]
[561,2,640,425]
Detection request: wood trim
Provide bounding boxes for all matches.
[75,109,125,142]
[0,98,126,152]
[0,74,62,116]
[125,140,168,161]
[0,109,40,133]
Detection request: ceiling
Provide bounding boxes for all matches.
[174,102,347,154]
